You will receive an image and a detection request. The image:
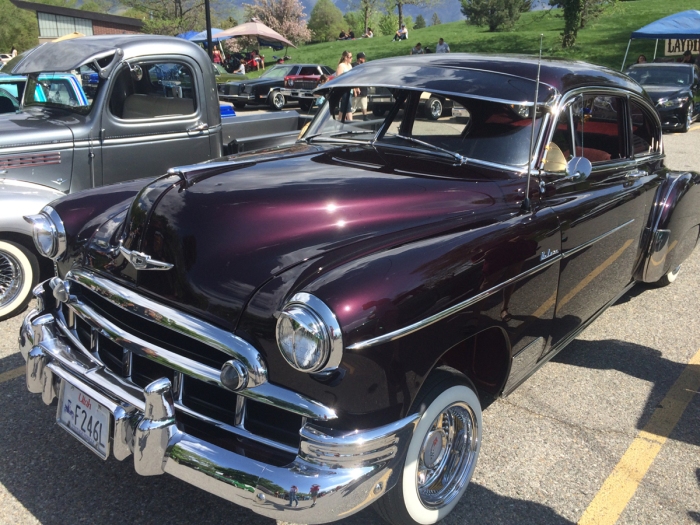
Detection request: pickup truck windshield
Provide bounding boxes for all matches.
[303,87,544,168]
[23,72,93,114]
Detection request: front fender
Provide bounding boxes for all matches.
[639,171,700,283]
[0,179,63,237]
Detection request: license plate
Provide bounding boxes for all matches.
[57,382,111,459]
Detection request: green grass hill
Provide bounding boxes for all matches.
[248,0,699,76]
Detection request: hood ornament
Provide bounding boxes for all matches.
[119,244,173,271]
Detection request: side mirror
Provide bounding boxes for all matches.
[565,157,592,182]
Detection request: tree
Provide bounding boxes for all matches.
[120,0,206,35]
[349,0,381,34]
[550,0,615,30]
[460,0,532,32]
[414,14,426,29]
[385,0,437,31]
[431,12,441,25]
[378,11,398,35]
[243,0,312,45]
[0,0,38,53]
[308,0,345,42]
[80,0,112,13]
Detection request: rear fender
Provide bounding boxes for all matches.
[639,171,700,283]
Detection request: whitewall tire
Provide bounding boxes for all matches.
[374,367,482,525]
[0,240,38,321]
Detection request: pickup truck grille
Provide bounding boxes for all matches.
[58,281,302,458]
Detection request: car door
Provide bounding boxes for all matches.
[100,57,213,186]
[541,91,658,352]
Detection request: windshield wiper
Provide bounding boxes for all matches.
[386,134,466,164]
[330,130,375,137]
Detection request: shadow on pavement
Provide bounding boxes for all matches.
[0,357,571,525]
[552,339,700,448]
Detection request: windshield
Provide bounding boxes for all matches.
[261,65,294,79]
[24,72,93,114]
[627,66,692,86]
[303,87,545,168]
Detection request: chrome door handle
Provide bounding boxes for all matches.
[187,122,208,135]
[625,170,647,179]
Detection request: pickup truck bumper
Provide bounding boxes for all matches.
[19,283,419,524]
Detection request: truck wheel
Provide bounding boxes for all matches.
[653,264,681,287]
[270,92,285,110]
[424,97,443,120]
[374,367,482,525]
[0,240,39,321]
[299,99,313,111]
[234,102,247,110]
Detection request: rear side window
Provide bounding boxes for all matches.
[553,95,625,164]
[630,101,660,156]
[109,61,197,120]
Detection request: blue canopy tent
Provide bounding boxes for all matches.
[622,10,700,70]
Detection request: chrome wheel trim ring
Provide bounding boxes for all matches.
[273,93,285,109]
[430,99,442,119]
[416,401,478,509]
[0,249,23,308]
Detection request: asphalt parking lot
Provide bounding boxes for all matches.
[0,128,698,525]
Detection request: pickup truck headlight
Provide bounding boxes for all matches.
[276,293,343,373]
[24,206,66,260]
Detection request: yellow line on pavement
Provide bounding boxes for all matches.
[0,366,24,384]
[578,347,700,525]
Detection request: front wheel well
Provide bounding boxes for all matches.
[435,327,511,397]
[0,232,53,281]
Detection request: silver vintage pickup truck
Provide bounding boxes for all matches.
[0,35,302,321]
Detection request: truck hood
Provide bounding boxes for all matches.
[0,108,74,149]
[92,146,503,329]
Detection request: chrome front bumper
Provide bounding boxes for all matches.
[20,304,418,523]
[279,88,316,100]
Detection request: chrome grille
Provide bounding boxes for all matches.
[57,279,302,455]
[292,80,318,90]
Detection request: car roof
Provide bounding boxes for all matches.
[628,63,695,69]
[324,53,645,102]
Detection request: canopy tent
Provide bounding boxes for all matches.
[622,10,700,69]
[213,21,297,49]
[177,28,227,43]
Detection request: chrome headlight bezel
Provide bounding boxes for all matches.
[276,293,343,374]
[24,205,66,260]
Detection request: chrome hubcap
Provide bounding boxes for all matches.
[0,250,23,308]
[431,100,442,118]
[416,402,478,508]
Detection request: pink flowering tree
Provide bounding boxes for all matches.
[242,0,312,45]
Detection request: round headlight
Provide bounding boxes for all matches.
[24,206,66,259]
[276,293,343,374]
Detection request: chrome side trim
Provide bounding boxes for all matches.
[348,256,561,350]
[562,218,635,259]
[67,269,268,388]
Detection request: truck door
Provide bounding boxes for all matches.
[100,58,213,185]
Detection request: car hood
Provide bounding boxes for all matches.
[643,85,690,104]
[91,145,503,329]
[0,108,74,149]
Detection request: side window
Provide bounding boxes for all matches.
[556,95,625,164]
[109,61,197,120]
[630,101,660,157]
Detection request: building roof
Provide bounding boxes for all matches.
[10,0,144,29]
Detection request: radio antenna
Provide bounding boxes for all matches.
[521,34,544,214]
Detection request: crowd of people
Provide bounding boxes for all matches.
[338,28,374,40]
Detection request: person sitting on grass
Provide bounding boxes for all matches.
[410,42,424,55]
[392,24,408,41]
[363,28,374,38]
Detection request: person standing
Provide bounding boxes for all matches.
[10,46,17,58]
[288,485,299,507]
[436,38,450,53]
[212,47,222,64]
[410,42,424,55]
[351,52,368,120]
[336,50,355,121]
[310,484,320,507]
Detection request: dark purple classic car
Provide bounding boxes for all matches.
[20,55,700,524]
